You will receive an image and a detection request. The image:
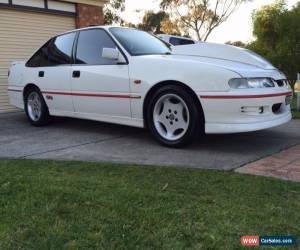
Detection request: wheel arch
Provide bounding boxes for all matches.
[23,83,41,100]
[143,80,205,128]
[22,83,51,126]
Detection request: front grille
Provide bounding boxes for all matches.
[276,80,285,87]
[272,103,282,114]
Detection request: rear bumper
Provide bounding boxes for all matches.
[8,87,24,109]
[198,89,293,134]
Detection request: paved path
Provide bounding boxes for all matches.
[1,112,300,170]
[236,144,300,182]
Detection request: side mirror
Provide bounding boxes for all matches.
[102,48,127,64]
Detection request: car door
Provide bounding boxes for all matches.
[32,32,76,113]
[71,29,131,118]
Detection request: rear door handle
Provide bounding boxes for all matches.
[38,71,44,77]
[72,71,80,78]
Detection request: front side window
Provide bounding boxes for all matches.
[26,32,76,67]
[110,28,171,56]
[75,29,117,65]
[169,37,195,46]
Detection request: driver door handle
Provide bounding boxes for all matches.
[72,70,80,78]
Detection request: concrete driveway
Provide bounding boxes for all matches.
[1,112,300,170]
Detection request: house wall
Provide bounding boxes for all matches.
[0,0,107,112]
[76,3,104,28]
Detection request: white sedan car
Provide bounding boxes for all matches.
[8,26,292,147]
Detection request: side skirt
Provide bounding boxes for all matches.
[49,109,145,128]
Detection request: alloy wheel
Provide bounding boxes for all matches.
[153,93,190,141]
[27,91,42,122]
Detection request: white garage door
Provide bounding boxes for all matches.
[0,9,75,112]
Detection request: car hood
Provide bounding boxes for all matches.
[172,43,275,69]
[170,43,286,79]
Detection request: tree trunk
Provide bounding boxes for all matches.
[196,30,202,41]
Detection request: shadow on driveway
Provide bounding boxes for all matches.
[1,112,300,170]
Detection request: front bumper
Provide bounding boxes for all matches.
[199,89,293,134]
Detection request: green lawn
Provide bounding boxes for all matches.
[292,95,300,119]
[0,160,300,249]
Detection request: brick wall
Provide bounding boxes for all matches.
[76,3,104,28]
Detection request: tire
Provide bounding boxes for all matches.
[24,87,50,126]
[146,85,202,147]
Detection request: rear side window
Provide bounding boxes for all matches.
[26,40,51,67]
[47,33,76,65]
[169,37,195,46]
[26,32,76,67]
[75,29,117,65]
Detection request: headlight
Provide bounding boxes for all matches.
[228,78,275,89]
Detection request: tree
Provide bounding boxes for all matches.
[160,18,181,36]
[225,41,246,48]
[161,0,250,41]
[138,11,169,34]
[248,0,300,85]
[137,11,182,36]
[104,0,125,25]
[251,0,286,51]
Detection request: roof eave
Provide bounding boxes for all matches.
[58,0,109,7]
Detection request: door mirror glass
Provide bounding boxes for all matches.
[102,48,127,64]
[102,48,119,60]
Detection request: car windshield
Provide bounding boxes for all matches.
[110,28,171,56]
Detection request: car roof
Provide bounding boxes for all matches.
[57,26,131,37]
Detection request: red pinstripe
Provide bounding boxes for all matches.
[42,91,141,99]
[8,89,141,99]
[200,91,293,99]
[7,89,22,92]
